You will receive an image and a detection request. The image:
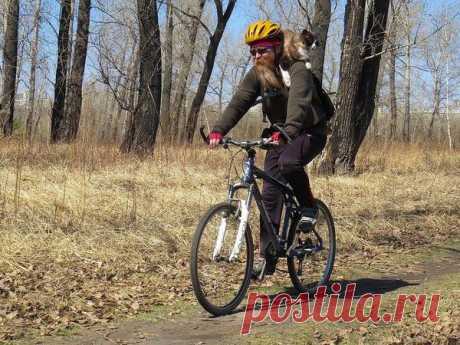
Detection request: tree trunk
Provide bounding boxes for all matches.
[318,0,366,174]
[387,0,398,141]
[428,75,440,139]
[120,44,140,147]
[50,0,72,143]
[160,0,173,139]
[348,0,390,159]
[0,0,19,136]
[66,0,76,98]
[105,47,128,142]
[318,0,390,174]
[445,50,453,150]
[121,0,162,154]
[14,29,24,104]
[402,41,411,142]
[388,43,397,140]
[183,0,237,144]
[310,0,331,83]
[218,64,227,116]
[115,40,139,143]
[26,0,42,143]
[169,0,205,141]
[64,0,91,141]
[371,50,387,140]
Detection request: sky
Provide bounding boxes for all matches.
[9,0,460,111]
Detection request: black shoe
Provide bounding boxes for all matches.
[298,207,318,233]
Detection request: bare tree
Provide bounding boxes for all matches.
[442,14,455,150]
[319,0,390,174]
[423,8,459,148]
[64,0,92,141]
[160,0,173,138]
[66,0,76,97]
[183,0,237,144]
[121,0,162,154]
[387,0,400,140]
[168,0,205,142]
[310,0,331,83]
[400,1,421,143]
[50,0,72,143]
[0,0,19,136]
[103,46,128,141]
[25,0,42,142]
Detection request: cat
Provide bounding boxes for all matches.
[281,29,316,67]
[254,28,317,90]
[279,29,317,88]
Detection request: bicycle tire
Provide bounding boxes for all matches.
[190,202,254,316]
[287,199,336,293]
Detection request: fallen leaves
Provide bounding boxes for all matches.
[0,254,192,340]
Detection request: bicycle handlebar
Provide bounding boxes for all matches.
[200,126,278,150]
[199,124,292,150]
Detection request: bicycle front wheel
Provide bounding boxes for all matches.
[287,199,336,293]
[190,202,254,316]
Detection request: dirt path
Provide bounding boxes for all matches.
[27,243,460,345]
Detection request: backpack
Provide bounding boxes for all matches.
[280,64,335,122]
[310,71,335,121]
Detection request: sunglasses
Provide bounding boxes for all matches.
[250,47,273,57]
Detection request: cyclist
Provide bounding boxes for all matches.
[209,20,329,277]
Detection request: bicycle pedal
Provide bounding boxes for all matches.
[288,243,318,258]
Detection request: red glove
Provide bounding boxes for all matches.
[209,131,223,142]
[209,131,223,148]
[271,131,281,143]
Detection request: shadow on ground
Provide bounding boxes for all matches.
[224,277,417,316]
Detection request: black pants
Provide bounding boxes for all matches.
[259,132,327,257]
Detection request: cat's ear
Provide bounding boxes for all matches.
[301,29,315,47]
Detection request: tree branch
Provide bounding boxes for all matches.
[214,0,224,19]
[363,17,456,61]
[158,0,212,37]
[296,0,313,30]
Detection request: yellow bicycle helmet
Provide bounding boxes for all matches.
[245,20,281,45]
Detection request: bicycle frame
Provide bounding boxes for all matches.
[220,148,301,262]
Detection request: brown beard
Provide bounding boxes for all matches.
[254,60,283,90]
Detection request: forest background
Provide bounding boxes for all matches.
[0,0,459,343]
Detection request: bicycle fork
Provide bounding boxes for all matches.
[212,184,253,262]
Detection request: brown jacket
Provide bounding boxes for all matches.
[212,61,328,138]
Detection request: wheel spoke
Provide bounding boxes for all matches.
[287,200,336,293]
[191,203,253,316]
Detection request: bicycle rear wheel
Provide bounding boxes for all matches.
[190,202,254,316]
[287,199,336,293]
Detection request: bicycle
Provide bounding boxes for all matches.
[190,126,336,316]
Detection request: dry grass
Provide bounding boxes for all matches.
[0,137,458,340]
